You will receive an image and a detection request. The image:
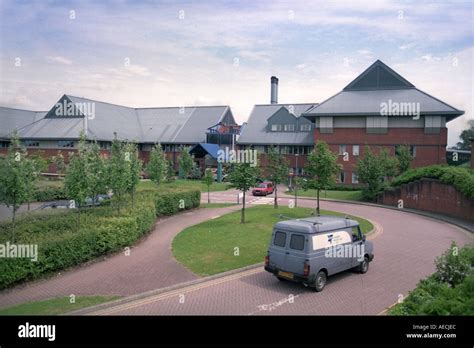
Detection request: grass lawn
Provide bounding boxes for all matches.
[286,189,363,201]
[0,295,120,315]
[172,205,374,276]
[137,179,231,192]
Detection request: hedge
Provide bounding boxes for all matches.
[0,188,200,289]
[390,165,474,199]
[33,186,68,202]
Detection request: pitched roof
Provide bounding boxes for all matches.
[189,143,220,159]
[8,95,234,143]
[304,60,464,121]
[237,103,317,145]
[0,107,47,138]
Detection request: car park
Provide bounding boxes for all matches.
[264,215,374,292]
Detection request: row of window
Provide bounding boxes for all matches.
[337,144,416,158]
[338,171,359,184]
[270,124,312,132]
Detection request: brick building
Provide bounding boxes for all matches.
[237,60,464,185]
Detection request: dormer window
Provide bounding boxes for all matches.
[300,124,311,131]
[284,124,295,132]
[271,124,282,131]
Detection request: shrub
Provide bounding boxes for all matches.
[33,186,68,201]
[390,165,474,199]
[389,243,474,315]
[0,188,197,289]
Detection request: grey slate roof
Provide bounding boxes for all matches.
[3,95,233,143]
[0,107,47,138]
[237,103,317,145]
[304,60,464,121]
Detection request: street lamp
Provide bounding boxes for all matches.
[294,154,299,207]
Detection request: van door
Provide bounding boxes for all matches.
[282,233,307,275]
[313,230,352,275]
[269,230,287,270]
[350,226,365,268]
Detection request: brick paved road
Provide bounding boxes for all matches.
[84,197,472,315]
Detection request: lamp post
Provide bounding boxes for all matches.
[294,154,299,207]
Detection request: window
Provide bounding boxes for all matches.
[98,141,110,150]
[338,171,345,183]
[24,140,39,147]
[300,124,311,132]
[273,231,286,247]
[410,145,416,158]
[284,124,295,132]
[271,124,282,131]
[0,141,9,148]
[290,234,305,250]
[351,226,362,241]
[352,172,359,184]
[352,145,360,156]
[338,144,346,155]
[58,140,74,148]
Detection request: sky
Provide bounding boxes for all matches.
[0,0,472,146]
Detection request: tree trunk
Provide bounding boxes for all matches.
[274,185,278,208]
[241,190,246,224]
[11,207,17,242]
[316,189,320,216]
[28,201,30,211]
[208,186,210,204]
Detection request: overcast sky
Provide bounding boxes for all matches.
[0,0,472,146]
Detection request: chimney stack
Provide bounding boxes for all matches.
[270,76,278,104]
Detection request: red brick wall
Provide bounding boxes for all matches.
[314,127,447,184]
[376,178,474,221]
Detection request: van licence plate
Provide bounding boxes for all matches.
[278,271,294,279]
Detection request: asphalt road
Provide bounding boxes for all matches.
[82,195,472,315]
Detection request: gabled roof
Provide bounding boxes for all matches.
[7,95,234,143]
[304,60,464,121]
[237,103,317,145]
[343,60,415,91]
[189,143,220,159]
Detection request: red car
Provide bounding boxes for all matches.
[252,181,274,196]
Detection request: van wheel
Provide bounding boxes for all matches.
[313,271,327,292]
[358,256,369,274]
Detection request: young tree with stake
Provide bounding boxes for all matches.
[203,168,214,203]
[266,145,289,208]
[228,163,259,223]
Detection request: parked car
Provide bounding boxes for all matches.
[83,194,112,207]
[39,200,73,210]
[264,215,374,292]
[252,181,274,196]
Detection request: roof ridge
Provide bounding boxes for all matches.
[0,106,47,113]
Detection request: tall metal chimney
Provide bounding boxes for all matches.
[270,76,278,104]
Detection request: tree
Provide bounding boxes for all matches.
[0,132,29,234]
[85,141,108,206]
[203,168,213,203]
[396,145,413,174]
[305,141,340,215]
[124,142,142,207]
[166,160,175,182]
[266,146,289,208]
[179,147,194,179]
[456,120,474,150]
[379,148,399,178]
[23,153,46,211]
[228,163,260,223]
[356,145,385,201]
[147,144,167,186]
[107,134,129,213]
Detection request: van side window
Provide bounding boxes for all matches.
[274,231,286,247]
[290,234,305,250]
[351,227,362,241]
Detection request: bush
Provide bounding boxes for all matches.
[33,186,68,201]
[391,165,474,199]
[389,243,474,315]
[0,188,197,289]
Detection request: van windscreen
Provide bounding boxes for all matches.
[273,231,286,247]
[290,234,305,250]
